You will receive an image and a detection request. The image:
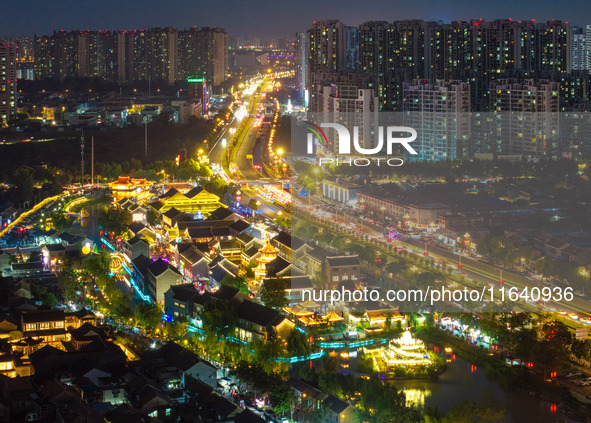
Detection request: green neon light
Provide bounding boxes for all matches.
[187,77,205,83]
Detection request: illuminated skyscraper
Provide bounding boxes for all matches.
[402,80,471,161]
[52,30,78,81]
[187,76,208,113]
[345,26,359,72]
[1,36,34,80]
[489,79,560,157]
[294,31,308,101]
[308,20,347,75]
[0,43,17,125]
[572,27,588,71]
[32,26,225,87]
[178,27,228,86]
[196,27,228,87]
[307,20,348,111]
[359,20,426,111]
[178,28,199,80]
[76,30,117,81]
[355,18,573,111]
[33,35,53,80]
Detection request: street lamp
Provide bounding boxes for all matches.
[252,200,261,218]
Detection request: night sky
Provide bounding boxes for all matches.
[1,0,589,38]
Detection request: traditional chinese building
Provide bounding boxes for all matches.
[382,330,432,368]
[109,176,153,200]
[254,240,278,282]
[150,186,225,217]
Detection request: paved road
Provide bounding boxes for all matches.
[234,83,273,180]
[208,118,235,166]
[235,125,263,180]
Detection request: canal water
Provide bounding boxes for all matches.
[392,355,577,422]
[69,202,102,242]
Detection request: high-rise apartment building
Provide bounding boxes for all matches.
[572,27,588,71]
[307,20,349,111]
[356,19,572,111]
[294,31,309,102]
[489,79,560,157]
[76,30,117,81]
[0,43,17,125]
[310,71,376,153]
[402,80,471,161]
[586,25,591,70]
[345,26,359,72]
[558,70,591,110]
[196,27,228,87]
[308,20,347,75]
[32,26,227,87]
[178,27,228,87]
[490,79,559,112]
[0,36,34,80]
[33,35,53,80]
[52,30,78,81]
[1,37,34,63]
[359,20,426,110]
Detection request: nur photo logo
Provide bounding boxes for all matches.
[303,121,418,166]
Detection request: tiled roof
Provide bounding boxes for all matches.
[323,393,350,414]
[132,254,152,276]
[185,186,204,199]
[163,207,184,220]
[326,255,360,267]
[265,256,290,277]
[161,187,179,198]
[207,206,234,221]
[44,243,66,252]
[237,300,282,327]
[22,310,65,323]
[211,284,240,301]
[229,219,251,233]
[143,341,216,372]
[149,258,182,277]
[272,231,305,250]
[180,246,208,265]
[128,222,147,234]
[167,284,199,302]
[237,232,254,245]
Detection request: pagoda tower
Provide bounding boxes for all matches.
[254,240,278,281]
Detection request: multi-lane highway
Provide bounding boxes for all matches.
[233,80,275,180]
[208,77,269,179]
[207,76,287,217]
[208,119,233,171]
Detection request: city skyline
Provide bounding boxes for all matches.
[1,0,591,38]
